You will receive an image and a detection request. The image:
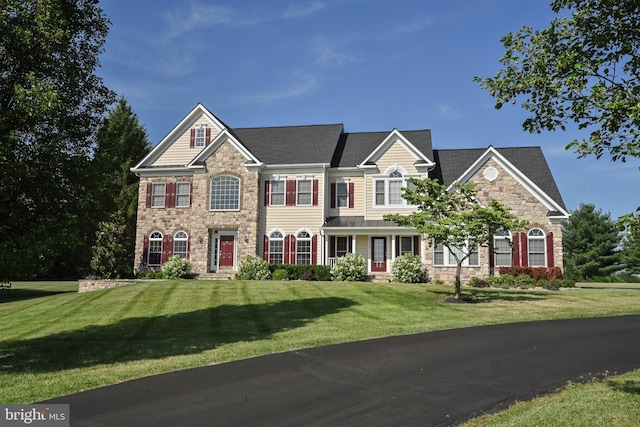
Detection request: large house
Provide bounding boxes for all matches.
[131,104,569,282]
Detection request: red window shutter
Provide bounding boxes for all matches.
[348,182,355,209]
[190,129,195,148]
[161,235,170,264]
[521,232,529,267]
[189,182,193,207]
[284,234,291,264]
[142,235,149,265]
[395,236,401,258]
[330,183,336,208]
[166,182,176,208]
[312,234,318,264]
[312,179,319,206]
[546,232,554,267]
[329,236,336,257]
[205,128,211,146]
[264,181,270,206]
[187,236,191,258]
[145,183,152,208]
[512,232,520,268]
[413,236,420,256]
[263,235,269,261]
[286,180,296,206]
[290,234,296,264]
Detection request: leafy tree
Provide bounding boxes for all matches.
[562,204,621,280]
[384,179,528,300]
[474,0,640,162]
[90,212,129,279]
[620,234,640,276]
[90,97,151,276]
[0,0,115,279]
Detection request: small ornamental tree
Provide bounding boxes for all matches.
[385,178,528,300]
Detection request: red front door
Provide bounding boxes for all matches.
[371,237,387,272]
[219,235,235,268]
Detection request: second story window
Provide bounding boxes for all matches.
[176,182,191,207]
[270,180,285,206]
[151,183,166,208]
[336,183,348,207]
[297,180,312,205]
[374,168,411,207]
[195,127,206,147]
[210,175,240,211]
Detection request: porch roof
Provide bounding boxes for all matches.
[322,216,416,233]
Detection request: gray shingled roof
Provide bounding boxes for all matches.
[331,130,433,167]
[431,147,567,210]
[231,124,344,165]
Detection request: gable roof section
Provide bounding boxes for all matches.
[232,124,344,165]
[132,103,229,171]
[332,129,434,168]
[432,146,568,216]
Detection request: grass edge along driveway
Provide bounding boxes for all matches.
[1,280,639,404]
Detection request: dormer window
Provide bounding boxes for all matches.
[195,125,206,148]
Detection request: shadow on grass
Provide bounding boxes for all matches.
[0,297,356,374]
[430,289,547,303]
[608,379,640,395]
[0,288,76,304]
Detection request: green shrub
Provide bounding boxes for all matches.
[268,264,331,281]
[161,255,192,279]
[391,254,429,283]
[300,270,316,281]
[332,253,367,282]
[238,255,271,280]
[272,269,289,281]
[469,276,490,288]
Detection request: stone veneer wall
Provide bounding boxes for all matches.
[133,140,260,275]
[425,158,564,284]
[78,279,141,293]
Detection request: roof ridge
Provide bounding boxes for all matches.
[232,123,344,131]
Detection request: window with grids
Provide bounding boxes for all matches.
[269,231,284,264]
[399,236,414,256]
[374,170,411,207]
[151,183,165,207]
[297,180,312,205]
[148,231,163,266]
[494,229,512,266]
[195,127,206,147]
[173,231,188,258]
[296,231,311,264]
[336,182,349,207]
[176,183,190,207]
[335,236,350,257]
[433,241,479,266]
[270,180,285,206]
[210,175,240,210]
[528,229,546,266]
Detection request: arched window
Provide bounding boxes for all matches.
[388,170,404,205]
[148,231,163,266]
[494,229,512,267]
[173,231,188,258]
[269,231,284,264]
[210,175,240,210]
[374,166,412,207]
[528,228,546,266]
[296,230,312,265]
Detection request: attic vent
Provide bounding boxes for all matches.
[483,166,499,182]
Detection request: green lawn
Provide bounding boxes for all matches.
[1,280,639,405]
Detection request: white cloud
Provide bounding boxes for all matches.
[435,103,463,120]
[283,1,328,19]
[232,72,319,105]
[164,3,235,39]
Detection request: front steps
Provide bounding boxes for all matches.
[366,272,392,283]
[196,272,236,280]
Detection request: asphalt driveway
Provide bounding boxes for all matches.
[44,315,640,426]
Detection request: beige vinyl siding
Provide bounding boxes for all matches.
[327,174,365,217]
[355,235,369,261]
[152,118,221,167]
[375,141,419,174]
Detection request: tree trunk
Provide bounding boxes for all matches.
[455,262,462,300]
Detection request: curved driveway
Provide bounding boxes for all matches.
[45,315,640,426]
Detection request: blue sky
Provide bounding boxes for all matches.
[98,0,638,220]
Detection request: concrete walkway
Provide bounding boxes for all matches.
[45,315,640,426]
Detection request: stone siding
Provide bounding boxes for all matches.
[79,279,141,293]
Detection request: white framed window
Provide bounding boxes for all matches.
[176,182,190,207]
[195,126,206,147]
[210,175,240,210]
[528,228,546,266]
[297,179,312,206]
[494,229,512,267]
[373,166,414,207]
[269,231,284,264]
[336,182,349,207]
[399,236,414,256]
[148,231,163,266]
[151,183,165,208]
[173,231,188,258]
[433,240,479,266]
[296,230,312,265]
[270,180,285,206]
[335,236,350,258]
